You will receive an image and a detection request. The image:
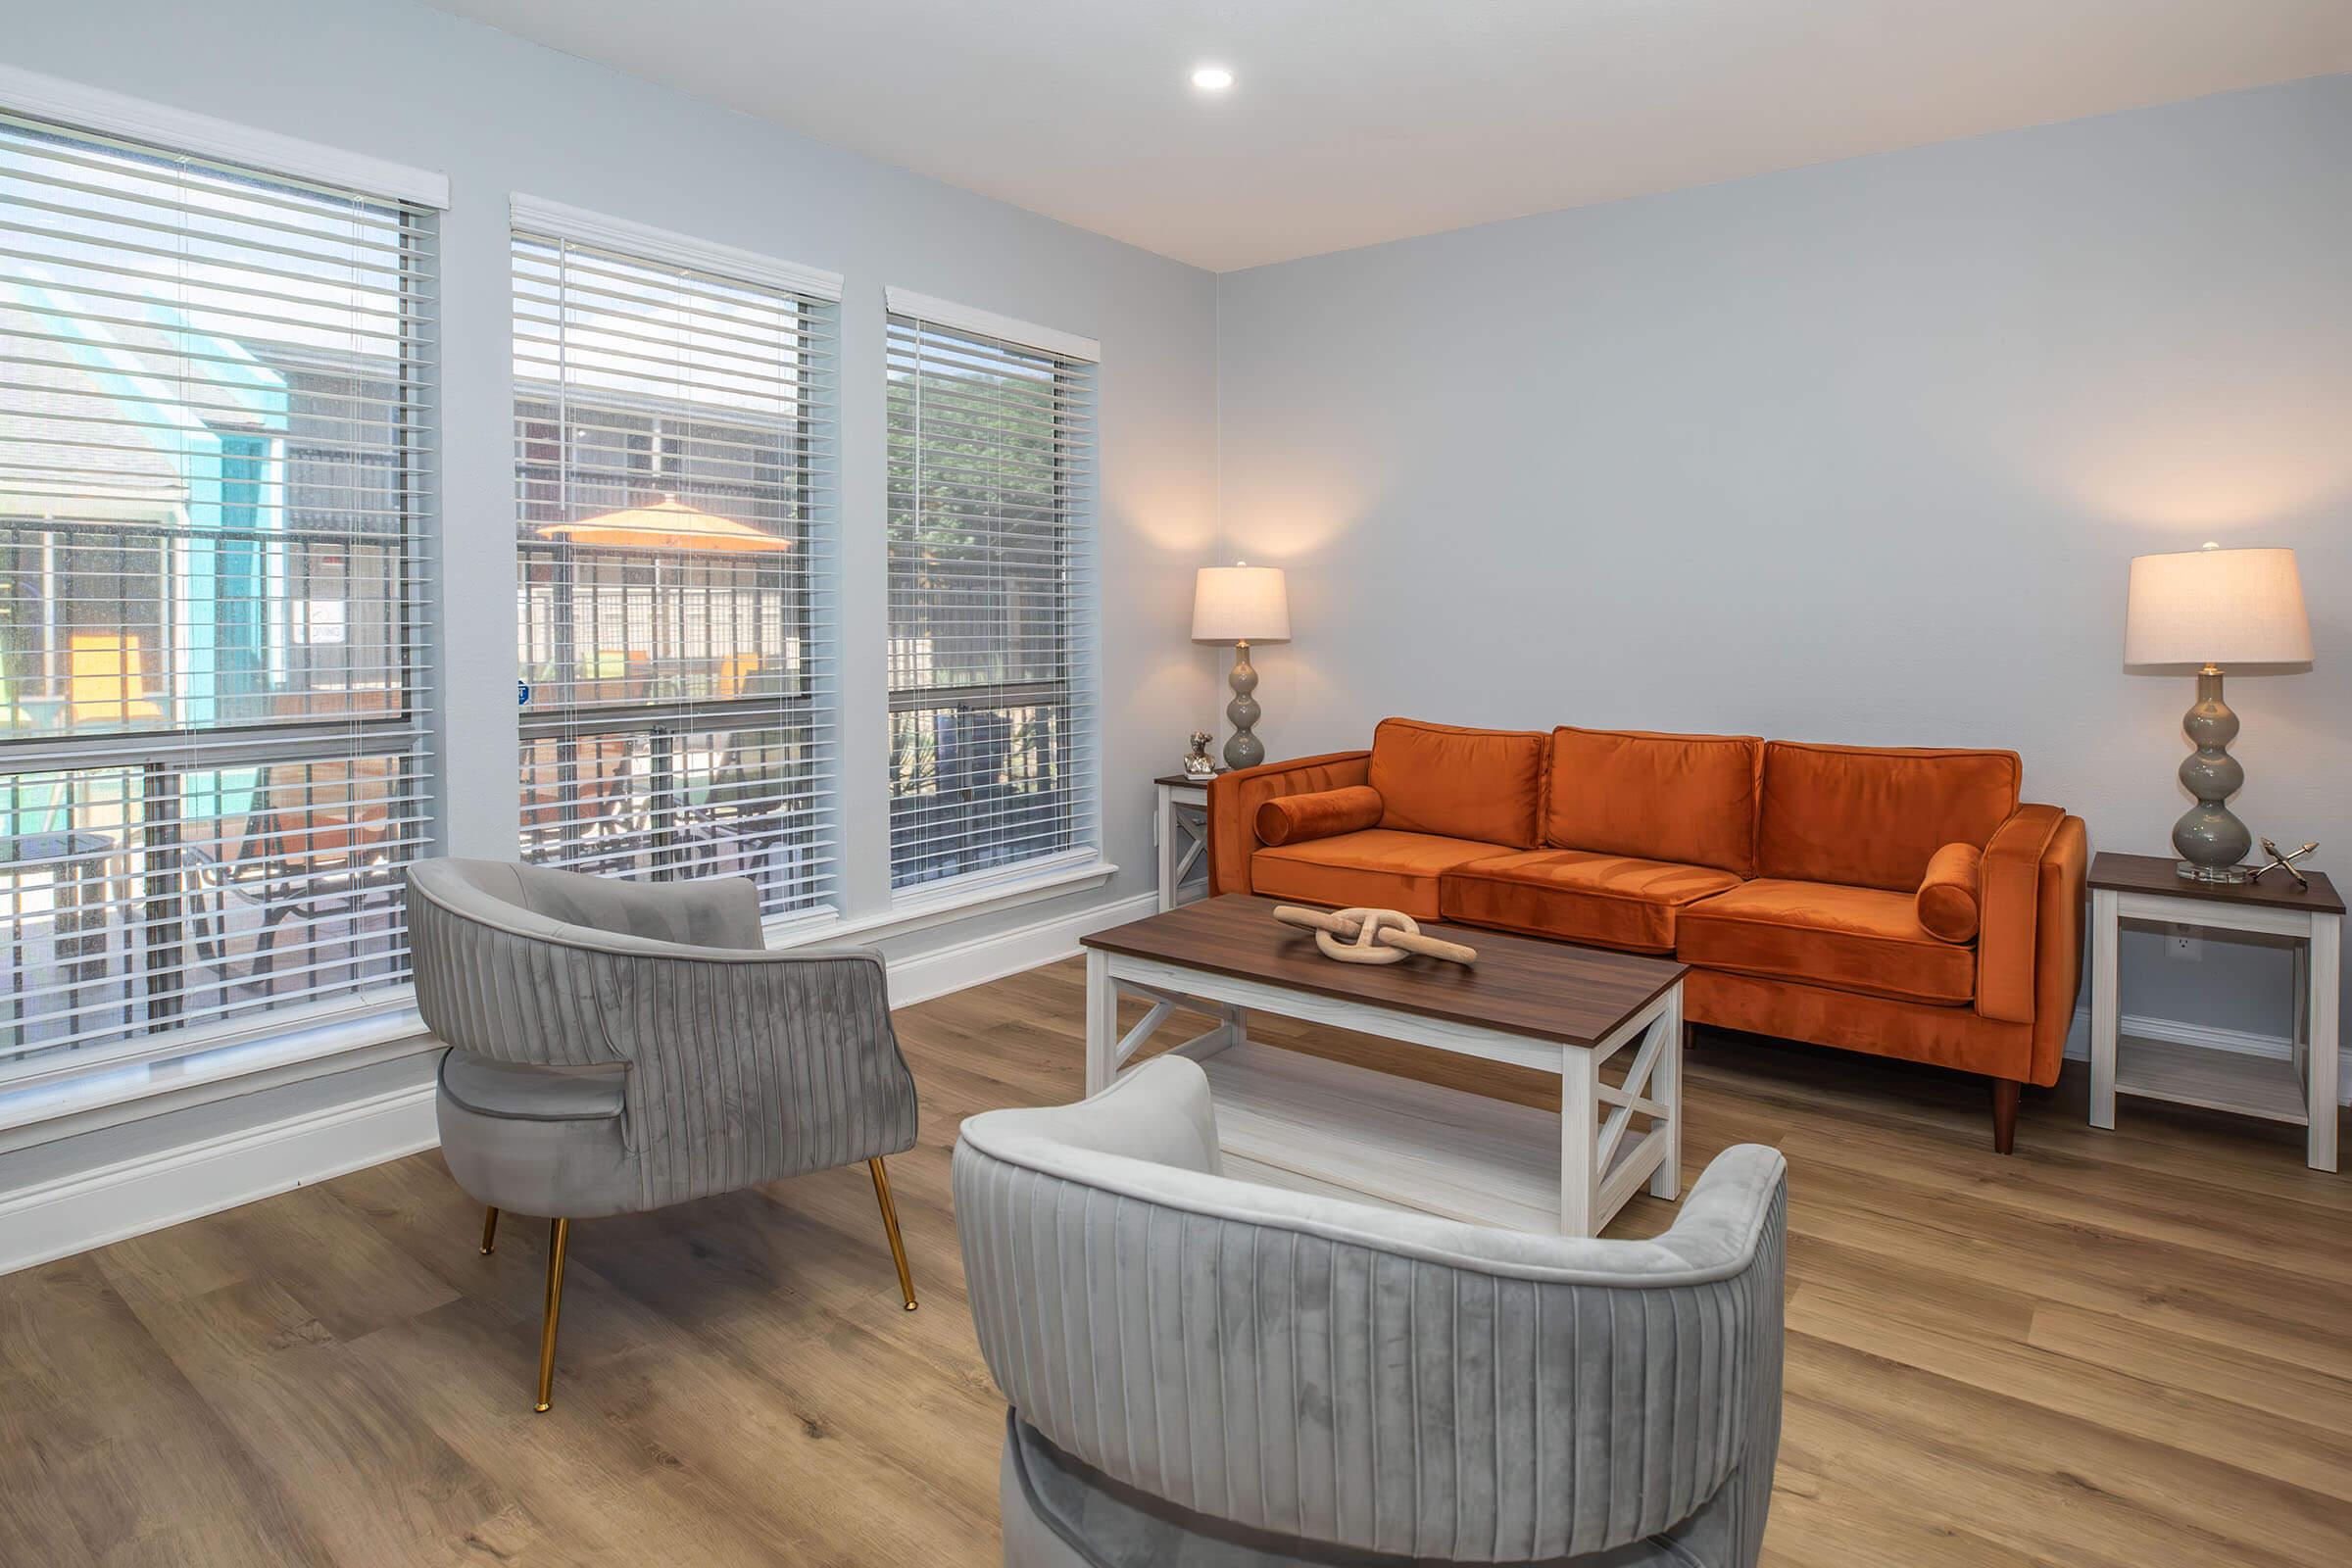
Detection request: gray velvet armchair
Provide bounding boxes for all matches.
[955,1056,1788,1568]
[408,858,921,1411]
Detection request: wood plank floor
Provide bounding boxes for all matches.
[4,956,2349,1566]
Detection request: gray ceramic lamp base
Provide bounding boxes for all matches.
[1222,641,1264,771]
[2173,666,2252,883]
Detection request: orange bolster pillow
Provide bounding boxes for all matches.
[1255,786,1384,847]
[1916,842,1984,943]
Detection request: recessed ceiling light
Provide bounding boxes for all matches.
[1190,66,1235,92]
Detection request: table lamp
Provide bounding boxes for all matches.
[1192,563,1291,770]
[2124,542,2312,882]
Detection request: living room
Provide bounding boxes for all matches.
[1,2,2346,1564]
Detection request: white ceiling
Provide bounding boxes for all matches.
[419,1,2352,271]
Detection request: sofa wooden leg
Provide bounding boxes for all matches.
[1990,1078,2022,1154]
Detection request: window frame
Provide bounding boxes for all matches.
[508,199,845,923]
[881,288,1102,904]
[0,79,445,1095]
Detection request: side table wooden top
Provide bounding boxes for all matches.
[2087,851,2343,916]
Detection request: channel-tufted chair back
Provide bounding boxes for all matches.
[405,858,926,1412]
[955,1056,1787,1568]
[410,857,918,1215]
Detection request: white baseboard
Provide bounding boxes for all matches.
[2064,1006,2352,1105]
[0,1080,438,1276]
[0,889,1158,1276]
[885,891,1159,1008]
[44,890,2324,1278]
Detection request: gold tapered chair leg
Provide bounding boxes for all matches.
[868,1157,917,1311]
[535,1217,569,1412]
[479,1205,500,1255]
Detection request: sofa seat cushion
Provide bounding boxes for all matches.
[1441,849,1741,954]
[1678,878,1976,1005]
[1250,829,1509,919]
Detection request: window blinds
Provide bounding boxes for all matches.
[0,108,436,1069]
[884,302,1096,893]
[514,225,838,919]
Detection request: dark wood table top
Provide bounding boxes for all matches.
[2088,851,2343,916]
[1153,772,1223,788]
[1082,894,1685,1048]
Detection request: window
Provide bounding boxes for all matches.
[0,105,435,1069]
[884,293,1097,893]
[514,209,838,919]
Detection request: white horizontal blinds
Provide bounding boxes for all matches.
[0,109,435,1066]
[514,227,837,918]
[885,308,1096,892]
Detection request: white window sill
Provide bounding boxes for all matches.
[761,854,1119,950]
[0,857,1120,1141]
[0,998,430,1143]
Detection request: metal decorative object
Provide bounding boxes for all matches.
[1182,730,1217,779]
[2252,837,2320,892]
[1272,904,1479,967]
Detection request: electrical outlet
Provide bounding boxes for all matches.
[2168,924,2203,962]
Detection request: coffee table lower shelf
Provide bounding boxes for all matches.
[1082,940,1684,1239]
[1199,1040,1668,1235]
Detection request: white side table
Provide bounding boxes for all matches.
[1152,773,1215,911]
[2088,851,2342,1171]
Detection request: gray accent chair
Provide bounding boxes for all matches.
[408,858,921,1411]
[955,1057,1788,1568]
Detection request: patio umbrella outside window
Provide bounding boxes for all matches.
[529,494,799,877]
[535,494,791,694]
[536,495,791,555]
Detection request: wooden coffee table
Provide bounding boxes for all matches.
[1080,894,1686,1237]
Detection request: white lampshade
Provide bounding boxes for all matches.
[2124,545,2312,667]
[1192,564,1291,643]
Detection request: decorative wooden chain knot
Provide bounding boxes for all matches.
[1316,906,1419,965]
[1269,904,1478,967]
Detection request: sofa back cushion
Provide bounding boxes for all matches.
[1367,717,1546,848]
[1544,727,1762,875]
[1758,741,2021,891]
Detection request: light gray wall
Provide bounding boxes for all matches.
[3,0,1215,1190]
[1215,74,2351,1045]
[6,0,2342,1227]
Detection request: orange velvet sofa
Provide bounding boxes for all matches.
[1208,717,2088,1152]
